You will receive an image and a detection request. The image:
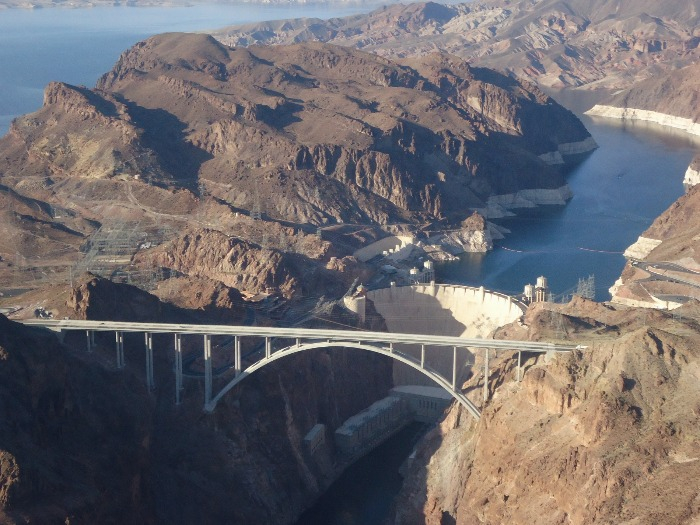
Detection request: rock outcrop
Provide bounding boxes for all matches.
[392,298,700,524]
[684,158,700,188]
[609,184,700,308]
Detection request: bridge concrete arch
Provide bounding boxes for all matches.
[205,341,482,419]
[19,319,584,422]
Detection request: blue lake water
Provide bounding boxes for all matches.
[0,3,379,134]
[438,116,700,300]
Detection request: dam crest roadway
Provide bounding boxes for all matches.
[21,318,584,421]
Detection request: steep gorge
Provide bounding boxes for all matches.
[0,279,394,524]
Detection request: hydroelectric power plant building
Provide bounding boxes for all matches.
[334,396,411,455]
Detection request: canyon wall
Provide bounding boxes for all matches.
[392,298,700,524]
[0,281,394,524]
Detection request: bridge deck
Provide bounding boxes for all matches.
[20,319,583,353]
[19,319,586,420]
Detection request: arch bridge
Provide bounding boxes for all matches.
[21,319,584,420]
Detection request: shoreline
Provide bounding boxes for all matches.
[585,104,700,137]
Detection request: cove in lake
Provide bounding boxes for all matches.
[438,114,700,301]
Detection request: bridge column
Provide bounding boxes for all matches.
[265,337,271,359]
[517,351,522,382]
[86,330,93,352]
[483,348,489,403]
[145,332,154,390]
[203,334,212,407]
[115,331,125,369]
[174,334,183,405]
[420,344,425,368]
[234,336,241,377]
[452,346,457,390]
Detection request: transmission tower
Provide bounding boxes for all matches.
[251,187,262,221]
[575,275,596,300]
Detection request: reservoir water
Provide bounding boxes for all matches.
[439,115,700,300]
[2,4,700,522]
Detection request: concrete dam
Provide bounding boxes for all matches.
[346,283,526,387]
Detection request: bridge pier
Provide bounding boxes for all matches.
[115,331,125,369]
[234,336,241,377]
[452,346,457,390]
[203,334,212,407]
[145,332,154,390]
[483,348,489,403]
[174,334,183,404]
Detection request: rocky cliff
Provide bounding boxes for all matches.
[0,277,394,523]
[215,0,700,91]
[392,297,700,524]
[588,63,700,123]
[609,184,700,309]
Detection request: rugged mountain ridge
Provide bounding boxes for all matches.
[215,0,700,90]
[0,33,592,228]
[0,32,595,296]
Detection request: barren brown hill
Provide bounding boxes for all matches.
[596,63,700,122]
[0,33,592,229]
[0,32,595,295]
[215,0,700,91]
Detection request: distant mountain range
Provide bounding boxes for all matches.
[215,0,700,90]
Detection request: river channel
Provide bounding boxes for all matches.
[2,3,700,523]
